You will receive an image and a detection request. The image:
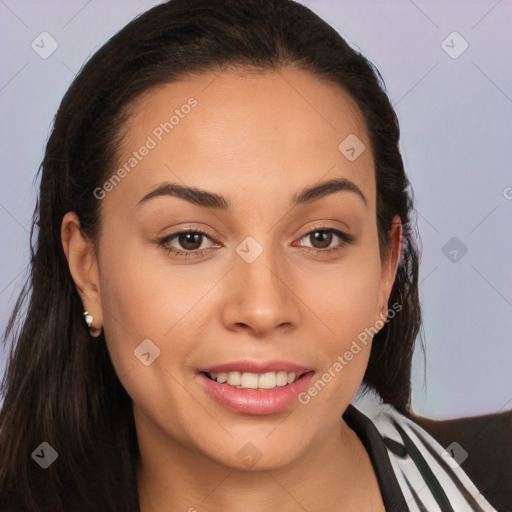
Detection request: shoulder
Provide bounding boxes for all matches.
[349,385,508,511]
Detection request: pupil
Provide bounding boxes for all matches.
[312,231,331,249]
[179,233,202,250]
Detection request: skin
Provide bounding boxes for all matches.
[61,66,402,511]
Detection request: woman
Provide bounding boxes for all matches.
[0,0,500,510]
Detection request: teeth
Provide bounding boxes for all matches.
[227,371,242,386]
[258,372,278,389]
[241,372,259,389]
[276,370,288,386]
[207,370,300,389]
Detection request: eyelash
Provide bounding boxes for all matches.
[158,226,355,259]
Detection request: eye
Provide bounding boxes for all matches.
[294,227,355,255]
[158,228,217,259]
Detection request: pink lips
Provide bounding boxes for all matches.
[197,360,315,415]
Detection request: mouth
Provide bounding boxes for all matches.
[197,366,315,415]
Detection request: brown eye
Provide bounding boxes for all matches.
[177,232,204,251]
[158,228,216,258]
[296,228,355,255]
[309,230,333,249]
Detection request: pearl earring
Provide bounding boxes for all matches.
[83,311,93,327]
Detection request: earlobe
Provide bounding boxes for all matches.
[61,211,103,335]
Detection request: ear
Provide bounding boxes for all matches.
[61,211,103,336]
[376,214,402,322]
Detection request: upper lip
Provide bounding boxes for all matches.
[198,360,313,375]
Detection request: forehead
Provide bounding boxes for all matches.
[105,66,375,212]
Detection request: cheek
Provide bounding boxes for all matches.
[97,237,218,368]
[305,253,382,340]
[97,242,203,427]
[298,249,382,397]
[97,236,169,377]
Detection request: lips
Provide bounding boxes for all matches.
[196,360,315,415]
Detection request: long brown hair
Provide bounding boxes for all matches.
[0,0,422,509]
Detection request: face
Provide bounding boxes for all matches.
[63,66,401,471]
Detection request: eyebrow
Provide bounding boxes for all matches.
[136,177,367,211]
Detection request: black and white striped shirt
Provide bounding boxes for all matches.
[344,385,498,511]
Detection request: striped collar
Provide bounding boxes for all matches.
[342,385,497,511]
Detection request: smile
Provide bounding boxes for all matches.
[198,367,315,415]
[205,370,303,389]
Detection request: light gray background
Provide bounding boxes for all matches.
[1,0,511,419]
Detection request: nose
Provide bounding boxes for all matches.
[221,242,300,337]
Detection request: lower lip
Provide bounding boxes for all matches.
[198,372,315,415]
